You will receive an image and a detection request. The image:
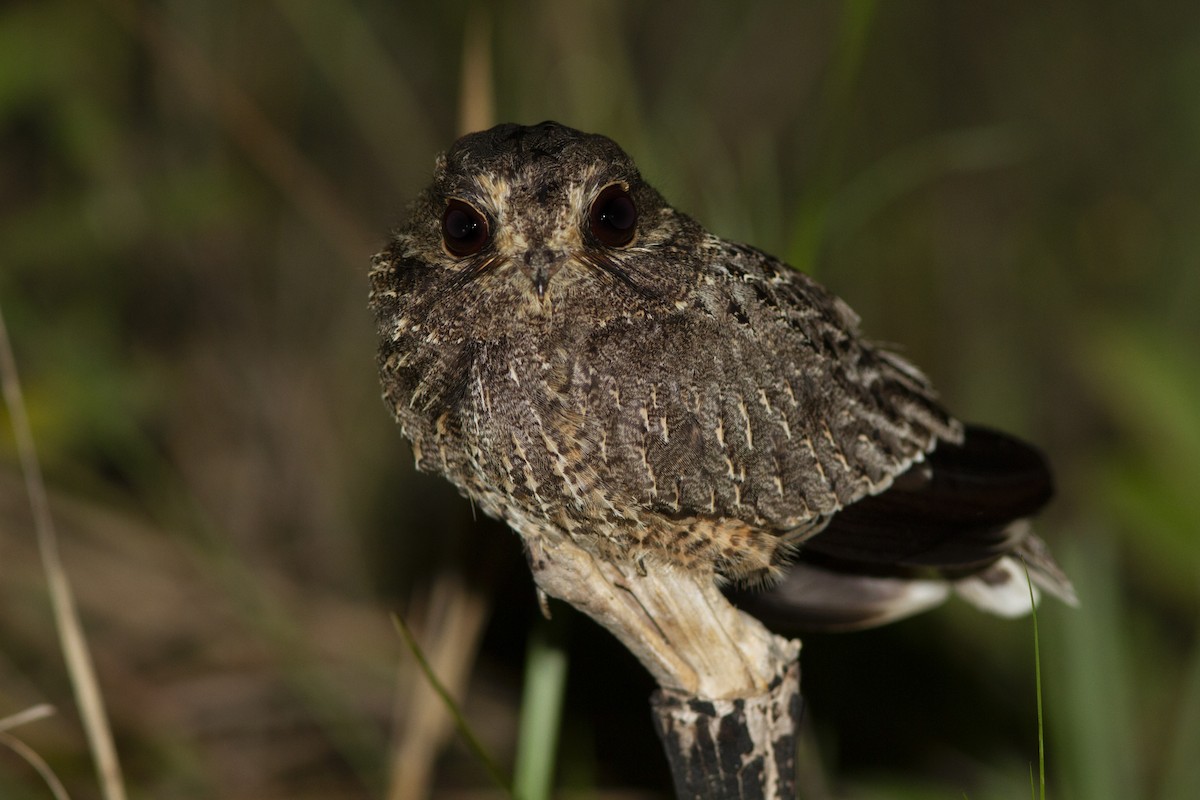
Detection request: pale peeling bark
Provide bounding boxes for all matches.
[525,530,802,798]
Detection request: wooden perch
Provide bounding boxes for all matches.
[526,530,803,799]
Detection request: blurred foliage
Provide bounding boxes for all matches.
[1,1,1198,798]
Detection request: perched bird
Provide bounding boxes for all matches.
[370,121,1074,631]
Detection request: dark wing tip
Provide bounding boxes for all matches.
[797,424,1054,572]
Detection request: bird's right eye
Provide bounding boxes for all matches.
[442,200,490,257]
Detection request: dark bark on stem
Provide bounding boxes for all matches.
[651,659,803,800]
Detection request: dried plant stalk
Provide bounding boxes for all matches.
[526,529,802,798]
[0,302,128,800]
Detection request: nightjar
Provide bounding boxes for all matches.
[370,121,1074,630]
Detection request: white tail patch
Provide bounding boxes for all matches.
[953,557,1041,618]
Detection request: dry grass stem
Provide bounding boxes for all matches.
[0,302,128,800]
[458,4,496,136]
[0,704,56,733]
[0,731,72,800]
[385,13,502,798]
[387,572,491,800]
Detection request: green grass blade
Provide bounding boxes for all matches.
[1159,622,1200,800]
[392,613,513,797]
[513,613,570,800]
[787,0,878,271]
[1023,559,1046,800]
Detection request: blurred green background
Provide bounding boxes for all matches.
[2,1,1199,798]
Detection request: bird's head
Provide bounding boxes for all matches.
[371,121,699,344]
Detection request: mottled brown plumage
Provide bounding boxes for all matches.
[370,121,1073,628]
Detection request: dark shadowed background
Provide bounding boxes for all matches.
[2,2,1198,798]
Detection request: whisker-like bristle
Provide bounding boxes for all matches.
[442,254,506,297]
[578,251,655,298]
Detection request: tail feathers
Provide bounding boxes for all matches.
[732,562,951,632]
[952,556,1041,617]
[732,526,1076,632]
[951,529,1078,616]
[1016,530,1079,606]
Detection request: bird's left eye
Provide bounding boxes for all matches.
[588,184,637,248]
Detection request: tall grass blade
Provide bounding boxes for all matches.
[1159,625,1200,800]
[787,0,878,270]
[1022,559,1046,800]
[1052,535,1136,800]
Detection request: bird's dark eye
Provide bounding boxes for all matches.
[588,184,637,248]
[442,199,489,257]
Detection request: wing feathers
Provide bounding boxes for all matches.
[798,425,1054,571]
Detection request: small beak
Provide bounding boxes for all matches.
[532,269,550,300]
[521,247,567,300]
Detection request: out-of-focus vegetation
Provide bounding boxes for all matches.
[1,1,1198,798]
